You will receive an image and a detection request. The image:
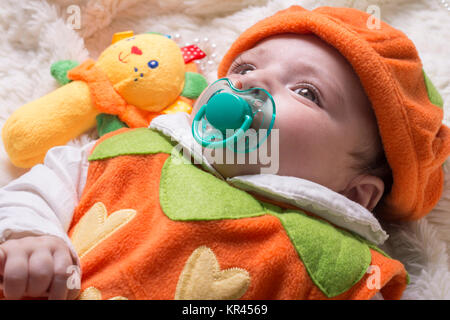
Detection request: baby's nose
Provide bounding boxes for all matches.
[231,79,243,89]
[231,78,261,91]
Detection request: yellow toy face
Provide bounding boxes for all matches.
[96,34,185,112]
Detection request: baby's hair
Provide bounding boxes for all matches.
[349,135,393,212]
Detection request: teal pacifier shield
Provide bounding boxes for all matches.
[205,92,250,132]
[192,78,276,153]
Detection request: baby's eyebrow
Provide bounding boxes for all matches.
[235,49,259,62]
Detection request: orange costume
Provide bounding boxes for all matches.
[68,126,407,300]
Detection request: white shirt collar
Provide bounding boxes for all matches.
[150,112,388,245]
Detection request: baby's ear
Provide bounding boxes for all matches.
[181,72,208,99]
[341,175,385,212]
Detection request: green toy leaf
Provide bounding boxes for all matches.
[50,60,79,85]
[96,113,128,137]
[181,72,208,99]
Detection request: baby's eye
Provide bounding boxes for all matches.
[231,63,255,75]
[238,66,254,75]
[293,85,320,105]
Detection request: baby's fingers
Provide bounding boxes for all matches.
[48,248,78,300]
[26,250,53,297]
[3,251,28,300]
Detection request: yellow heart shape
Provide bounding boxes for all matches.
[78,286,128,300]
[175,246,250,300]
[70,202,136,258]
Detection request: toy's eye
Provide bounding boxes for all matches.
[148,60,159,69]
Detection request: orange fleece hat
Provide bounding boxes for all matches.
[218,5,450,221]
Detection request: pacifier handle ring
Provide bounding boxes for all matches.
[192,104,253,148]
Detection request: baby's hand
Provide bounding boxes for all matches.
[0,235,80,300]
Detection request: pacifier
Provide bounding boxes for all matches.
[192,78,276,153]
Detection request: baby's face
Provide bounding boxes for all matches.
[190,34,380,194]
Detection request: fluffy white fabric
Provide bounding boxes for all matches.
[0,0,449,299]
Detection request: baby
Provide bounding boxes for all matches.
[0,5,449,300]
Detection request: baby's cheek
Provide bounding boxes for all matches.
[275,111,338,164]
[276,110,318,144]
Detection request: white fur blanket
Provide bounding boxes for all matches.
[1,0,449,299]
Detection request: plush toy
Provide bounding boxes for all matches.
[1,31,208,168]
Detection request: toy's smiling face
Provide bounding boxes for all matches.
[96,34,186,112]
